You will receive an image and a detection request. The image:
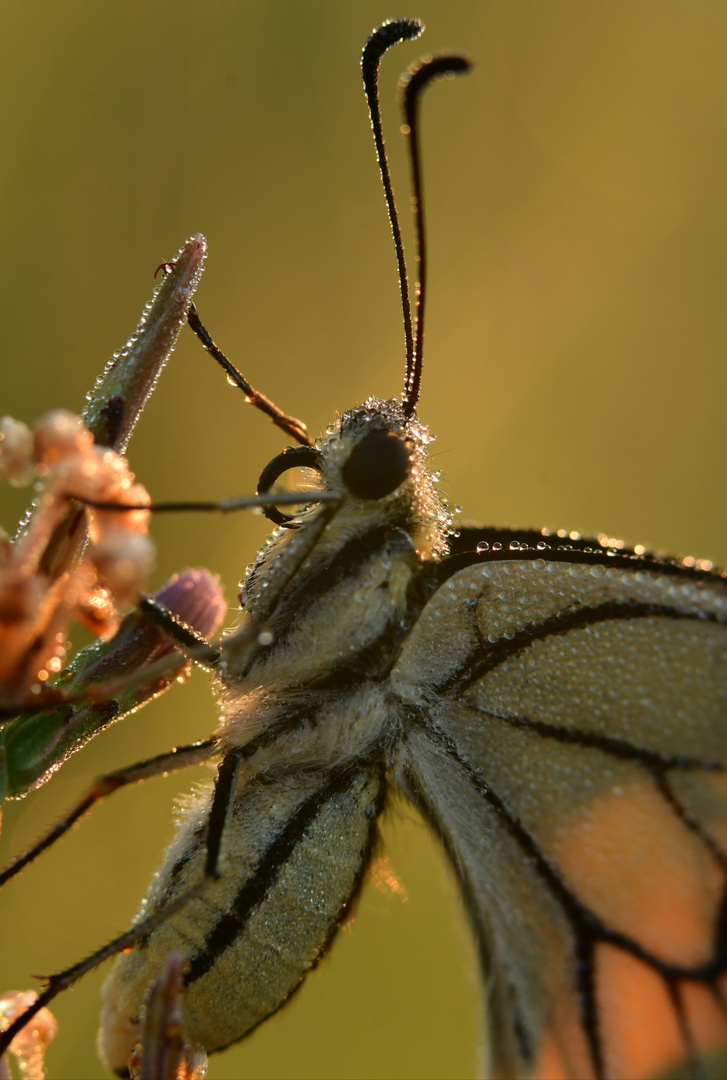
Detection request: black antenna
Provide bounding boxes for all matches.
[400,54,472,415]
[361,19,423,383]
[186,303,312,447]
[362,21,471,417]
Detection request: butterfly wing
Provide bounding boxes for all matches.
[389,539,727,1079]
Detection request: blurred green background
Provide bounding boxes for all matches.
[1,2,726,1078]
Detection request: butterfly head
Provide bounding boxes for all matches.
[222,394,452,688]
[323,397,425,493]
[256,397,449,548]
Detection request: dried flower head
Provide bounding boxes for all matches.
[0,990,57,1080]
[0,410,155,706]
[0,418,35,488]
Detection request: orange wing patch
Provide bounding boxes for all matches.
[536,780,727,1078]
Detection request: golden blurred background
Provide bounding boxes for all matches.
[1,2,726,1078]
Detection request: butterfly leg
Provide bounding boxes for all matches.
[0,744,243,1058]
[0,739,217,888]
[138,594,220,668]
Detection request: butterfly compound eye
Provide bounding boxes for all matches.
[342,430,412,500]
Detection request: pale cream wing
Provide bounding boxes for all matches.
[390,558,727,1080]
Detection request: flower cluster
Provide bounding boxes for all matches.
[0,410,155,704]
[0,990,57,1080]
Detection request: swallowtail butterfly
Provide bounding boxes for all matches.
[2,17,726,1080]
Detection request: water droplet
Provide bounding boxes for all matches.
[476,541,489,552]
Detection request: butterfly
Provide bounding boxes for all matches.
[2,16,727,1080]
